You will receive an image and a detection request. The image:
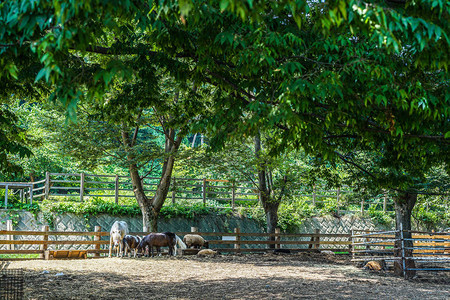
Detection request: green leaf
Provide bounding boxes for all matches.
[35,68,47,82]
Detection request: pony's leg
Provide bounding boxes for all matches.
[121,240,125,258]
[109,237,113,258]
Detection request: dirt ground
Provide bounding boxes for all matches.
[7,253,450,300]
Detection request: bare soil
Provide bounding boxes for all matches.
[8,253,450,299]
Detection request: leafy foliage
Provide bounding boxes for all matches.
[0,105,32,177]
[0,0,449,232]
[367,205,395,227]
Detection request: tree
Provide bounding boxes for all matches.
[178,134,340,243]
[47,79,204,231]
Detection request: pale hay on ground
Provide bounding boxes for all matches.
[8,253,450,300]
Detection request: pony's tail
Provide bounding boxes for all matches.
[176,235,187,249]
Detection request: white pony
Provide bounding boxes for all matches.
[173,234,187,256]
[108,221,129,258]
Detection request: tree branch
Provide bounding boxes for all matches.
[140,161,156,180]
[130,110,142,147]
[335,151,378,180]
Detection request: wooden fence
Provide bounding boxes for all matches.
[351,229,450,277]
[2,227,448,278]
[0,227,352,260]
[2,172,394,212]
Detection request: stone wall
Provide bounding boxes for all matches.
[0,209,393,251]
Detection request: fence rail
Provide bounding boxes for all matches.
[0,227,352,260]
[1,172,395,212]
[351,229,450,278]
[3,227,448,277]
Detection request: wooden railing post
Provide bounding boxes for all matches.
[275,228,281,249]
[172,177,177,205]
[231,181,235,210]
[6,220,13,251]
[202,178,207,206]
[383,192,387,212]
[348,230,353,257]
[314,229,320,250]
[80,173,85,202]
[115,175,119,205]
[312,184,316,206]
[234,227,241,253]
[40,225,49,259]
[94,226,101,258]
[29,185,33,204]
[4,184,8,208]
[336,187,340,213]
[360,199,365,214]
[365,230,370,252]
[432,229,436,255]
[45,171,50,199]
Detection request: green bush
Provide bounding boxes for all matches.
[366,205,394,226]
[412,206,446,231]
[277,200,315,232]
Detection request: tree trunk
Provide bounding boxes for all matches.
[393,192,417,279]
[141,207,158,233]
[264,201,280,249]
[255,133,282,248]
[122,126,184,232]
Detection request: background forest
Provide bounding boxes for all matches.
[1,98,448,232]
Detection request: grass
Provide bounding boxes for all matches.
[0,254,40,259]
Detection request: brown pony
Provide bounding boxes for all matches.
[137,232,176,257]
[123,235,142,258]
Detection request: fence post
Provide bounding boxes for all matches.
[202,178,207,206]
[335,187,341,214]
[234,227,241,253]
[275,227,281,249]
[191,227,198,233]
[6,220,13,251]
[349,229,353,259]
[314,229,320,250]
[399,223,407,279]
[312,184,316,206]
[360,199,365,214]
[40,225,50,259]
[431,229,436,255]
[20,189,24,203]
[231,181,235,210]
[94,226,101,258]
[29,185,33,204]
[365,230,370,252]
[80,173,85,202]
[172,178,176,205]
[383,192,387,212]
[115,175,119,205]
[4,184,8,209]
[45,171,50,199]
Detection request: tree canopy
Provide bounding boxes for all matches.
[0,0,448,266]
